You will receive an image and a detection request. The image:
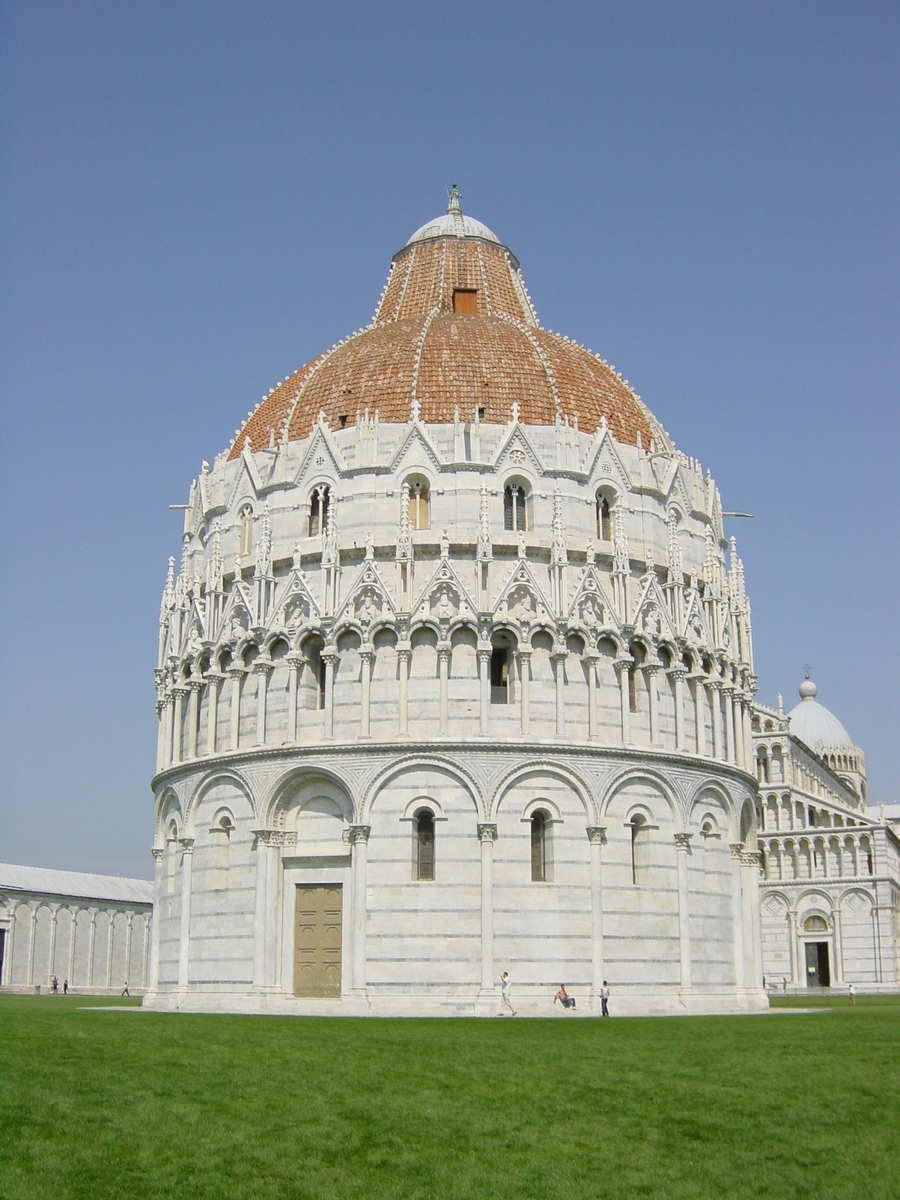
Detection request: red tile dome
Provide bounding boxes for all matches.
[228,194,668,460]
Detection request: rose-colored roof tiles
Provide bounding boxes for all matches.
[227,207,664,460]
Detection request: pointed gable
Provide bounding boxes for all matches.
[389,420,445,475]
[567,564,620,635]
[335,556,396,635]
[491,421,545,476]
[494,557,553,629]
[268,566,322,636]
[584,425,633,494]
[410,556,478,626]
[293,420,347,488]
[630,573,677,642]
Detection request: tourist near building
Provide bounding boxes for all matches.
[144,190,897,1014]
[0,864,153,994]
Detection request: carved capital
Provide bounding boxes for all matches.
[613,656,633,675]
[178,837,195,854]
[348,824,371,845]
[586,826,607,845]
[252,828,284,848]
[729,842,744,861]
[674,832,693,851]
[436,641,452,660]
[741,850,761,868]
[151,847,164,864]
[360,644,375,661]
[477,822,498,843]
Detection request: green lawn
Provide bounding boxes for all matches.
[1,995,898,1199]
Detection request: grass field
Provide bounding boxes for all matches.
[1,994,898,1199]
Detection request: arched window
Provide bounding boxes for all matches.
[239,505,254,557]
[596,494,612,541]
[490,645,509,704]
[406,478,430,530]
[504,484,527,532]
[531,811,548,882]
[415,810,435,881]
[630,815,650,885]
[213,813,234,890]
[308,486,330,537]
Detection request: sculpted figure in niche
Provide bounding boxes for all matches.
[188,626,202,654]
[436,586,455,622]
[230,615,246,643]
[643,606,662,638]
[441,528,450,558]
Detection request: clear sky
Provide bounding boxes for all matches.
[1,3,897,878]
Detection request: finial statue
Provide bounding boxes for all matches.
[447,183,461,212]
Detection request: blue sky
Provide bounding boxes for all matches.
[1,2,897,877]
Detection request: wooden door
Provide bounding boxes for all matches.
[294,884,342,997]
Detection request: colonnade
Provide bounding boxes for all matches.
[157,635,755,776]
[761,833,876,882]
[1,902,150,991]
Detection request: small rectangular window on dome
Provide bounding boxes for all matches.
[452,288,478,315]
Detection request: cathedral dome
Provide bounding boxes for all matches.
[787,676,857,753]
[228,191,669,460]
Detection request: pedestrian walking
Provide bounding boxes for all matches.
[601,980,610,1017]
[499,971,516,1016]
[848,983,856,1007]
[63,979,68,995]
[122,981,130,997]
[51,976,58,994]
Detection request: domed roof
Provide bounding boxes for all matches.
[228,191,670,460]
[787,676,857,753]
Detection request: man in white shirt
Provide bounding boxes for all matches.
[499,971,516,1016]
[601,980,610,1017]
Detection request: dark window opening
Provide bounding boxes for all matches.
[531,812,547,882]
[477,405,486,421]
[416,811,435,881]
[318,659,326,710]
[308,487,330,538]
[338,414,347,428]
[597,495,612,541]
[504,485,527,532]
[628,667,638,713]
[491,646,509,704]
[452,288,478,315]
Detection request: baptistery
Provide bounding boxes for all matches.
[149,189,766,1014]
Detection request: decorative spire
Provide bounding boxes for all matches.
[613,503,630,574]
[254,502,272,578]
[176,536,191,609]
[666,509,683,585]
[477,482,492,558]
[160,556,175,624]
[703,528,721,599]
[551,486,567,566]
[586,538,595,565]
[206,520,223,594]
[396,481,413,560]
[323,493,339,568]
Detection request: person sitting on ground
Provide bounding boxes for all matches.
[554,984,576,1009]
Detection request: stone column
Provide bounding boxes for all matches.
[48,910,58,983]
[106,913,115,989]
[614,657,632,745]
[264,832,282,989]
[729,844,746,990]
[360,644,375,737]
[67,908,77,984]
[741,851,762,988]
[675,833,693,993]
[397,644,410,736]
[156,699,166,770]
[832,907,844,984]
[205,673,220,755]
[323,649,338,739]
[349,825,371,994]
[588,827,606,1008]
[437,641,451,735]
[255,661,271,746]
[516,647,532,737]
[647,663,660,747]
[228,666,244,751]
[149,848,164,990]
[478,823,497,995]
[163,693,174,767]
[672,668,686,752]
[124,914,133,987]
[743,704,754,772]
[733,695,745,769]
[693,675,707,757]
[177,838,194,991]
[252,830,270,991]
[187,681,201,759]
[286,654,301,742]
[477,644,491,738]
[26,909,37,986]
[723,686,736,764]
[787,908,799,984]
[171,687,185,765]
[585,652,599,742]
[552,649,567,737]
[86,911,96,989]
[710,681,723,761]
